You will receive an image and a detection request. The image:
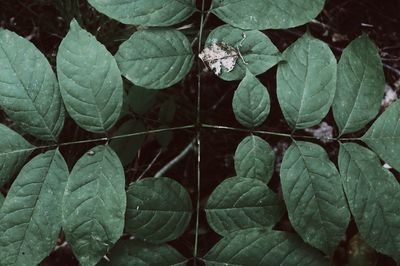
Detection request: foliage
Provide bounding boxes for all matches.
[0,0,400,265]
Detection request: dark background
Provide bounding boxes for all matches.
[1,0,400,265]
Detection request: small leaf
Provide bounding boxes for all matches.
[332,34,385,135]
[57,20,123,133]
[98,240,187,266]
[0,149,69,266]
[116,29,194,89]
[205,177,283,236]
[109,119,146,166]
[338,143,400,263]
[280,141,350,254]
[277,33,337,129]
[0,29,65,141]
[203,24,280,80]
[62,145,126,266]
[127,85,157,115]
[234,135,275,182]
[159,99,176,124]
[125,177,192,243]
[211,0,325,30]
[88,0,196,27]
[203,228,328,265]
[361,99,400,172]
[0,124,34,186]
[232,71,270,128]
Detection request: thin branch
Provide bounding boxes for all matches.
[154,139,195,178]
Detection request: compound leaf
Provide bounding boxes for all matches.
[62,145,126,266]
[203,24,280,80]
[125,177,192,243]
[57,20,123,133]
[116,29,194,89]
[333,34,385,135]
[277,33,337,129]
[88,0,196,27]
[211,0,325,30]
[203,228,328,265]
[205,177,283,236]
[232,71,270,128]
[109,119,146,166]
[234,135,275,182]
[0,124,34,186]
[361,99,400,172]
[280,141,350,254]
[98,240,187,266]
[0,149,68,266]
[0,29,65,141]
[338,143,400,263]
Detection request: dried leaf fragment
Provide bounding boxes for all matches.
[199,42,238,75]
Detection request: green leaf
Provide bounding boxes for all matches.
[203,228,328,265]
[0,29,65,141]
[127,86,157,115]
[232,71,270,128]
[0,124,34,186]
[205,177,283,236]
[234,135,275,182]
[338,143,400,263]
[109,119,146,166]
[332,34,385,135]
[211,0,325,30]
[116,29,194,89]
[280,141,350,254]
[0,193,4,209]
[125,177,192,243]
[155,126,173,148]
[277,33,337,129]
[98,240,187,266]
[88,0,196,27]
[203,24,280,80]
[0,149,69,266]
[159,99,176,124]
[62,145,126,266]
[361,99,400,172]
[57,20,123,133]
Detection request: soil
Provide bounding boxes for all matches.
[1,0,400,265]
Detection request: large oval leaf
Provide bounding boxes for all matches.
[0,29,65,141]
[115,29,194,89]
[0,124,34,186]
[234,135,275,182]
[203,228,328,265]
[125,177,192,243]
[0,149,68,266]
[338,143,400,263]
[277,33,337,129]
[98,240,187,266]
[211,0,325,30]
[332,34,385,135]
[205,177,283,236]
[202,24,280,80]
[57,20,123,133]
[232,71,270,128]
[361,99,400,172]
[88,0,196,27]
[62,145,126,266]
[280,141,350,254]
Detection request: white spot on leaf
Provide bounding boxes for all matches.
[198,42,238,75]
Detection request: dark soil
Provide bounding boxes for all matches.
[1,0,400,265]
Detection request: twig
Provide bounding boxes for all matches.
[154,140,195,177]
